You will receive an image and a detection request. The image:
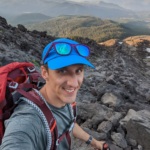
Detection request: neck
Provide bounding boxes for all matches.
[39,86,66,108]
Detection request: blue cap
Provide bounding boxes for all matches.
[42,38,95,70]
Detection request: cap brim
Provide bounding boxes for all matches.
[47,55,95,70]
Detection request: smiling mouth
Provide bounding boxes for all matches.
[65,89,75,93]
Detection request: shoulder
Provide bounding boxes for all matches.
[5,99,45,134]
[2,99,47,149]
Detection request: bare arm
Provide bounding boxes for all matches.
[72,123,105,150]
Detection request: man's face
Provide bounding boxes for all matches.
[42,64,84,107]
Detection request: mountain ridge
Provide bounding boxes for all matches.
[9,13,52,25]
[0,0,136,20]
[25,15,150,42]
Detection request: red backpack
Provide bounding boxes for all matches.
[0,62,76,150]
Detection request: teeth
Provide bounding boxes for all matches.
[66,89,75,93]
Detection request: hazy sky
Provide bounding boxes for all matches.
[69,0,150,11]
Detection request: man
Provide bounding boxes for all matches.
[1,38,106,150]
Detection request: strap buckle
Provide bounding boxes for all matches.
[69,122,74,132]
[37,81,44,88]
[27,66,35,72]
[56,139,59,146]
[9,81,18,89]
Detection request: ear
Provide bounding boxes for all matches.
[41,66,49,81]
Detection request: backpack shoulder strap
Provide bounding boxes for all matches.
[55,102,77,150]
[21,90,77,150]
[23,90,58,150]
[71,102,77,120]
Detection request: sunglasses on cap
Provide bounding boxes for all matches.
[43,42,91,63]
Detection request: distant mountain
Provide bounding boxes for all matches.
[8,13,52,25]
[0,0,137,20]
[116,18,150,35]
[40,1,137,19]
[71,0,150,11]
[26,15,150,42]
[26,15,133,42]
[136,11,150,21]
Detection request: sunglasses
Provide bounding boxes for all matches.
[43,42,91,63]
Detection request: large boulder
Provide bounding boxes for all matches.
[120,109,150,150]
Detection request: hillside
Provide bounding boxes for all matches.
[26,15,150,43]
[8,13,51,26]
[116,18,150,35]
[26,15,133,42]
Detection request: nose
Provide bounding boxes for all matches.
[67,75,79,87]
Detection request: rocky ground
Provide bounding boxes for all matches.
[0,16,150,150]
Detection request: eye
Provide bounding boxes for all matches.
[76,68,83,74]
[58,69,67,74]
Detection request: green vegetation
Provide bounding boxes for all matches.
[26,15,150,42]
